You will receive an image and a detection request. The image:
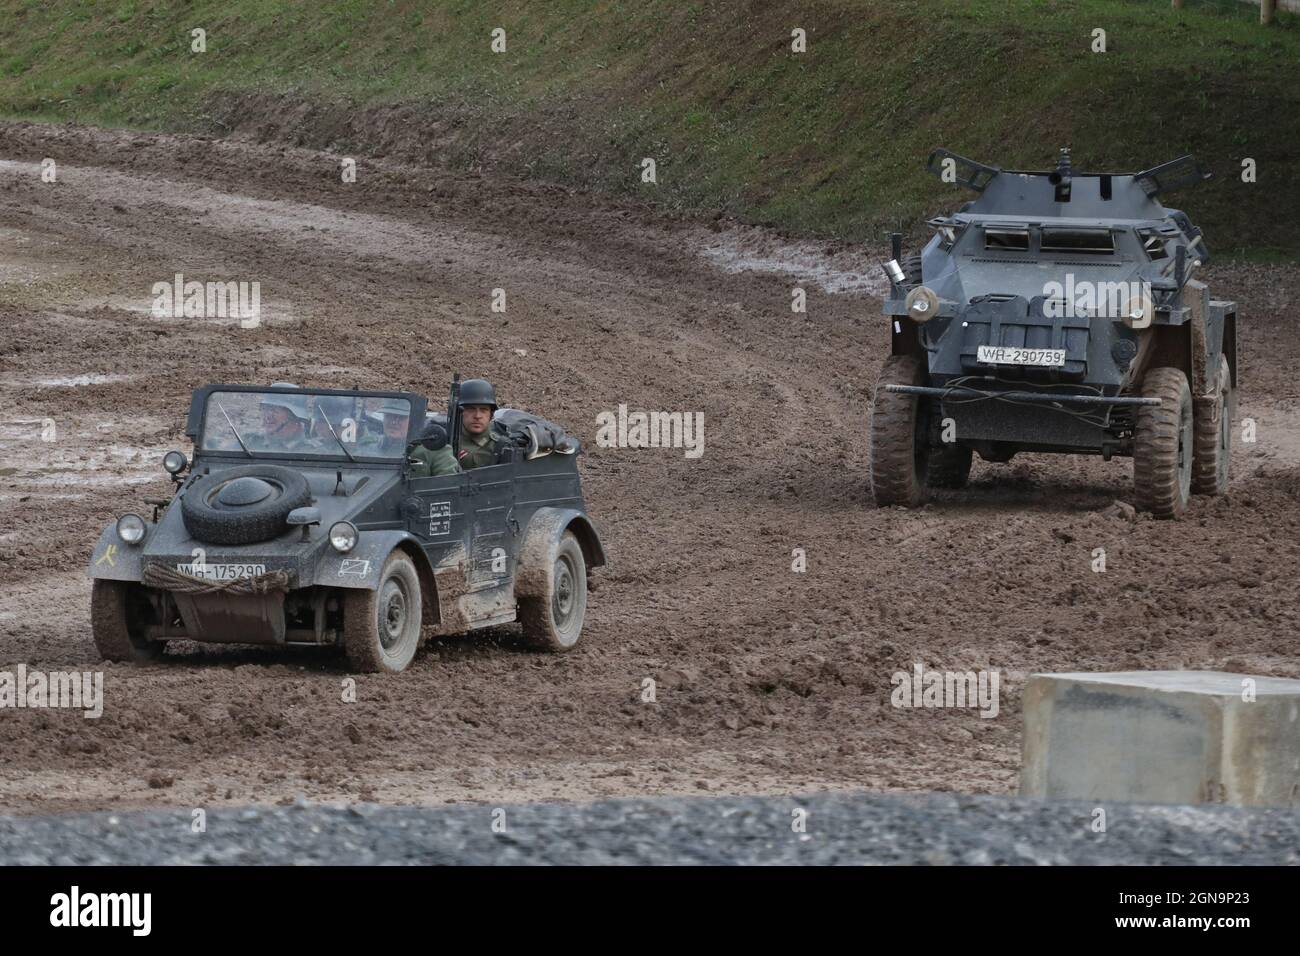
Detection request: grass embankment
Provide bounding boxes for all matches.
[0,0,1297,254]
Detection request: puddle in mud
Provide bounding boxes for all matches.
[23,374,138,388]
[75,294,297,328]
[0,445,165,488]
[0,225,80,286]
[697,230,890,296]
[0,409,176,488]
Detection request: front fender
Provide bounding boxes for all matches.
[516,508,606,601]
[87,522,147,581]
[313,530,429,589]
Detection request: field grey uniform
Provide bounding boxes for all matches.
[456,378,501,470]
[362,398,460,478]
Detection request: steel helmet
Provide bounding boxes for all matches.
[457,378,498,410]
[259,383,310,421]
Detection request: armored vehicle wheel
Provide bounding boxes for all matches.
[343,552,423,673]
[519,531,587,652]
[91,580,166,663]
[926,444,973,488]
[1133,367,1194,519]
[870,354,930,507]
[1191,363,1233,496]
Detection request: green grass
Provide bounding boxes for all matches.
[1,0,1298,254]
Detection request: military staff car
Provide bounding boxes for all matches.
[871,148,1237,518]
[88,384,605,672]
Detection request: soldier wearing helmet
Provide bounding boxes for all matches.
[362,397,459,477]
[456,378,502,470]
[255,384,312,451]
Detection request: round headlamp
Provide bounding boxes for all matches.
[163,450,188,475]
[116,513,147,545]
[905,286,940,324]
[329,521,358,554]
[1120,291,1155,330]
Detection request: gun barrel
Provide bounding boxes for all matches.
[448,373,462,461]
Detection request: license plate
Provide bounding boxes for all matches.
[175,562,267,580]
[977,345,1066,367]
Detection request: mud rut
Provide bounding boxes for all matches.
[1,123,1299,814]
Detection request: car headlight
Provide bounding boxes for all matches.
[163,450,188,474]
[116,513,147,545]
[1120,292,1155,330]
[905,285,940,324]
[329,521,358,553]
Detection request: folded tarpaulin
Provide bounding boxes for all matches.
[493,408,580,458]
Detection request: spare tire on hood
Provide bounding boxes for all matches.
[181,465,312,546]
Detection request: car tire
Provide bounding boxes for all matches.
[1134,367,1194,519]
[519,531,587,652]
[870,354,930,507]
[91,580,166,663]
[181,465,312,546]
[343,552,423,673]
[1191,362,1233,496]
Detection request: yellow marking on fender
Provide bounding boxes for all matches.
[96,544,117,567]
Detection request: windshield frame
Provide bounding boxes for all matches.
[186,384,429,465]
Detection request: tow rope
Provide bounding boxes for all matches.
[142,563,291,595]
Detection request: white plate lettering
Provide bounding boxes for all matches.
[176,563,266,580]
[976,345,1066,367]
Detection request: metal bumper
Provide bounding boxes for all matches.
[883,384,1160,407]
[171,591,286,644]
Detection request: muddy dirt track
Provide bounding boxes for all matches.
[1,123,1299,815]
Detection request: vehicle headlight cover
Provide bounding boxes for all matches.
[163,450,188,474]
[905,285,940,323]
[116,513,147,545]
[1120,290,1155,330]
[329,521,358,553]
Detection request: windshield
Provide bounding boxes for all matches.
[200,390,414,459]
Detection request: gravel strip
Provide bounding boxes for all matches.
[2,791,1298,865]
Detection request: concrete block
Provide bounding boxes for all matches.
[1021,671,1300,807]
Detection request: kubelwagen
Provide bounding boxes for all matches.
[88,384,605,672]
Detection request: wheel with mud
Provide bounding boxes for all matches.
[343,552,423,673]
[91,579,166,663]
[870,354,930,507]
[1133,367,1194,518]
[1192,362,1233,496]
[519,531,587,652]
[181,465,312,546]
